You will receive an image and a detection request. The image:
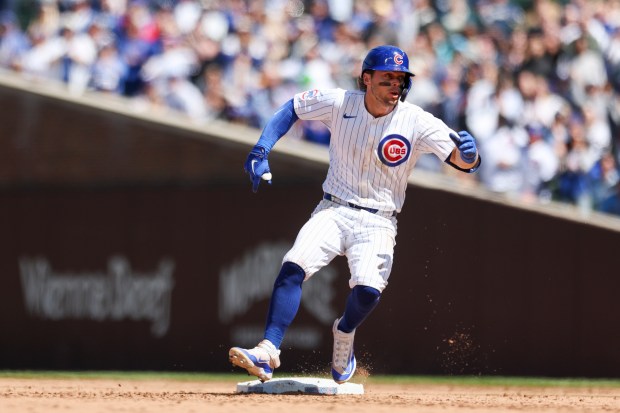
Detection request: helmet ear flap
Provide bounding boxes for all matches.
[400,75,413,102]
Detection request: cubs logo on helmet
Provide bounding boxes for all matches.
[377,134,411,167]
[393,53,403,65]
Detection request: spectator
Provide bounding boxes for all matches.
[568,34,608,107]
[590,151,620,209]
[465,61,500,143]
[557,118,598,207]
[162,75,208,121]
[479,115,528,197]
[524,124,559,202]
[0,12,29,70]
[62,24,98,94]
[532,74,568,129]
[91,42,125,92]
[18,22,65,79]
[309,0,338,42]
[116,0,161,96]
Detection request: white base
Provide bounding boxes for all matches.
[236,377,364,395]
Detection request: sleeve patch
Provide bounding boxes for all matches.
[300,89,319,100]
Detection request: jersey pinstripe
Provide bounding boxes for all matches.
[293,88,456,213]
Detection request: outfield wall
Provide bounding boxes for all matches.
[1,72,620,377]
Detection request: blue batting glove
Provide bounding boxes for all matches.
[244,145,272,193]
[449,130,478,164]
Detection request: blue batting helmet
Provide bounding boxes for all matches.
[360,45,415,101]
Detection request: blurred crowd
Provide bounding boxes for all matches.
[1,0,620,216]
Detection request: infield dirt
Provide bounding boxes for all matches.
[1,377,620,412]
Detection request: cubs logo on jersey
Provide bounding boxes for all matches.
[377,134,410,167]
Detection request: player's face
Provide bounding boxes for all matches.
[365,71,407,109]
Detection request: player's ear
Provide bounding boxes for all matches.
[362,71,372,87]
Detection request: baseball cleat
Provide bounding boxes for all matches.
[331,318,357,384]
[229,339,281,382]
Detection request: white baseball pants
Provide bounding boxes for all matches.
[283,199,397,292]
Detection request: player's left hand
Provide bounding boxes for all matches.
[449,130,478,164]
[244,145,272,193]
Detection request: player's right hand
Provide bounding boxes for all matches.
[244,145,272,193]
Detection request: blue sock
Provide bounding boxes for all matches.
[337,286,381,333]
[263,261,305,348]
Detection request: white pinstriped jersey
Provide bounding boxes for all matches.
[293,88,456,213]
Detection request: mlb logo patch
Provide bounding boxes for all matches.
[300,89,319,101]
[377,134,410,166]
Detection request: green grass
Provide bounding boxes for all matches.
[1,371,620,388]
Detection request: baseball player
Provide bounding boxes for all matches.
[229,45,480,383]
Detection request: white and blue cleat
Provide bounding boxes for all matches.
[331,318,357,384]
[229,340,281,382]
